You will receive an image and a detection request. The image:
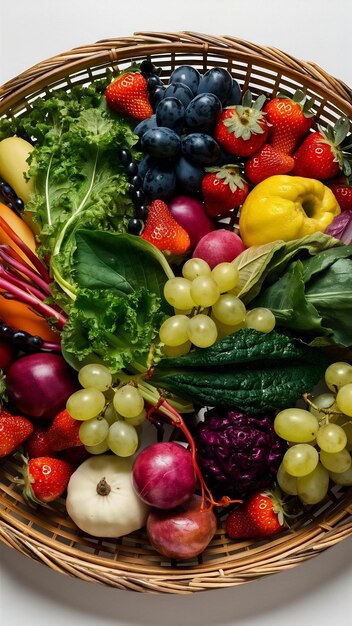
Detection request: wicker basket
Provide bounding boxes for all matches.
[0,32,352,595]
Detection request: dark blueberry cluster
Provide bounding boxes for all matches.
[134,64,242,202]
[0,321,44,353]
[0,178,25,215]
[117,148,148,235]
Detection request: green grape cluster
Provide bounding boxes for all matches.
[66,364,146,458]
[161,258,276,352]
[274,361,352,505]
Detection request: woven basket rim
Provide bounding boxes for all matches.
[0,31,352,594]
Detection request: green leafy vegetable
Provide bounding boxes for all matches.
[61,230,174,372]
[8,81,139,300]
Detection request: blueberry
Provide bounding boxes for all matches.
[164,82,193,107]
[175,156,204,193]
[127,218,143,235]
[182,133,221,165]
[131,188,145,206]
[170,65,201,96]
[185,93,222,131]
[150,85,166,111]
[224,78,242,106]
[141,127,181,159]
[156,97,185,131]
[197,67,233,104]
[135,204,149,220]
[25,335,43,352]
[143,163,176,200]
[125,162,139,179]
[134,115,158,140]
[130,174,143,190]
[118,148,133,166]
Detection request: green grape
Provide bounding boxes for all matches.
[274,408,319,443]
[211,316,245,340]
[113,384,144,418]
[164,277,195,310]
[159,315,190,347]
[187,314,218,348]
[320,448,352,473]
[245,307,276,333]
[163,340,192,357]
[296,463,329,505]
[190,275,220,307]
[182,258,211,281]
[103,402,119,426]
[211,263,239,293]
[316,423,347,453]
[107,421,139,457]
[283,444,319,477]
[66,388,106,421]
[79,417,109,446]
[325,361,352,392]
[309,393,338,420]
[84,439,110,455]
[125,408,146,426]
[334,416,352,450]
[276,462,298,495]
[78,363,112,391]
[211,294,246,326]
[329,463,352,486]
[336,383,352,417]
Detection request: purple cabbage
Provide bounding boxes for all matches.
[194,408,286,500]
[325,209,352,243]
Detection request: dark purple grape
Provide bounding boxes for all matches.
[147,75,164,92]
[118,148,133,166]
[181,133,221,165]
[150,85,166,111]
[0,324,13,339]
[127,218,143,235]
[185,93,222,131]
[156,97,185,132]
[134,115,158,140]
[12,331,30,347]
[197,67,233,103]
[175,156,204,193]
[141,127,181,159]
[13,197,24,212]
[170,65,201,96]
[163,82,193,107]
[25,335,43,351]
[224,78,242,106]
[125,162,139,179]
[143,163,176,200]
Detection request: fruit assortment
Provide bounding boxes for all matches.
[0,55,351,562]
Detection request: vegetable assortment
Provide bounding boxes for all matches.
[0,58,351,561]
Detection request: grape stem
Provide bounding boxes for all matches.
[303,393,342,423]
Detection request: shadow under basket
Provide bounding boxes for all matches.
[0,32,352,594]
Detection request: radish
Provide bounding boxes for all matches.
[192,229,245,268]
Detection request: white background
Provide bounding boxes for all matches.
[1,1,351,624]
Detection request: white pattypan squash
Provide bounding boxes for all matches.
[66,455,149,538]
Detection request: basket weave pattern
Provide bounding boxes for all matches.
[0,32,352,594]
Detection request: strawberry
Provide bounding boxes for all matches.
[244,144,294,185]
[202,165,249,217]
[292,116,352,180]
[263,90,314,155]
[0,410,34,457]
[105,70,153,121]
[140,199,191,255]
[59,445,91,467]
[47,409,81,452]
[26,426,56,458]
[18,456,74,505]
[214,91,269,157]
[225,489,286,539]
[327,176,352,211]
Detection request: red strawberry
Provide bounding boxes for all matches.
[214,91,269,157]
[47,409,81,452]
[0,410,34,457]
[59,445,91,467]
[263,90,314,155]
[105,70,153,121]
[26,426,56,458]
[225,489,286,539]
[19,456,74,504]
[292,117,352,180]
[202,165,249,217]
[141,199,191,255]
[244,144,294,185]
[327,176,352,211]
